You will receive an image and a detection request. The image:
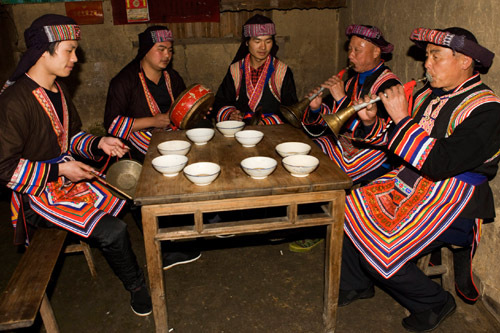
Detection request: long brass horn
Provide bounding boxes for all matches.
[280,66,351,128]
[321,76,429,137]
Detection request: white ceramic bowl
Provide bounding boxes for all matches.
[152,155,188,177]
[282,154,319,177]
[216,120,245,137]
[235,130,264,147]
[184,162,221,186]
[275,142,312,158]
[240,156,277,179]
[158,140,191,156]
[186,128,215,145]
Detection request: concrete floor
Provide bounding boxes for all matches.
[1,191,500,333]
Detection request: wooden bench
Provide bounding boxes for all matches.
[0,228,97,332]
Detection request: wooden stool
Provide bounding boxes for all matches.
[417,246,455,292]
[64,241,98,278]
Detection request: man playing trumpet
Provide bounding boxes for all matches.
[305,24,401,182]
[291,24,401,252]
[340,27,500,332]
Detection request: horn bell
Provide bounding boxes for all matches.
[321,105,357,138]
[279,98,311,128]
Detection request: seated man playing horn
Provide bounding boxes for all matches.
[341,27,500,332]
[290,24,402,253]
[304,24,402,184]
[213,14,298,125]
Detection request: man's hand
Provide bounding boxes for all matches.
[308,86,324,110]
[323,74,346,102]
[98,137,130,157]
[153,113,171,128]
[379,85,408,125]
[58,161,95,182]
[228,109,243,121]
[356,94,378,127]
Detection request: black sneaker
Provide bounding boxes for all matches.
[402,292,456,332]
[130,285,152,316]
[338,286,375,306]
[163,250,201,270]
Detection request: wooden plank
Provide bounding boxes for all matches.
[0,228,67,330]
[220,0,346,11]
[135,124,352,206]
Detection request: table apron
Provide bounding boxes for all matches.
[141,190,345,241]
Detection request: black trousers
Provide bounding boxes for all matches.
[340,235,448,313]
[25,206,145,292]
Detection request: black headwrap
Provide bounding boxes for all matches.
[135,26,174,61]
[410,27,494,69]
[2,14,80,92]
[231,14,279,64]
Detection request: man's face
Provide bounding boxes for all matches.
[143,41,173,71]
[247,35,273,64]
[347,36,381,73]
[424,44,469,91]
[44,40,78,78]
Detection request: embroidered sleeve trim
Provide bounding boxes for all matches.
[302,103,331,126]
[7,158,51,196]
[216,106,237,122]
[262,114,283,125]
[389,121,436,169]
[129,131,152,155]
[108,115,134,140]
[70,131,100,160]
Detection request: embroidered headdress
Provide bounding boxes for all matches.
[136,26,174,61]
[345,24,394,54]
[410,27,494,69]
[3,14,80,92]
[243,22,276,37]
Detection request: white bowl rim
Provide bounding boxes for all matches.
[276,141,311,150]
[235,130,264,138]
[186,128,215,135]
[152,155,188,167]
[216,120,245,129]
[282,154,319,167]
[241,156,277,169]
[184,162,221,176]
[158,140,191,148]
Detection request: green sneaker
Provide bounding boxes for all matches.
[289,238,324,253]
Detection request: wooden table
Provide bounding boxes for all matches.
[134,124,352,332]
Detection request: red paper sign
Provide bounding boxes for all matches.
[65,1,104,25]
[125,0,150,23]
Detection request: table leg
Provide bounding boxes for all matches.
[142,206,169,333]
[323,202,345,332]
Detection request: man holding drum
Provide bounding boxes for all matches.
[104,26,187,162]
[340,27,500,332]
[0,14,152,316]
[213,14,298,125]
[104,26,202,270]
[290,24,401,252]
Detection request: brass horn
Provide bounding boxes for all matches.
[321,76,429,138]
[280,66,351,128]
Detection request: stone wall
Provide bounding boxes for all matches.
[2,2,340,132]
[338,0,500,321]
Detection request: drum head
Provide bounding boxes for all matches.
[170,84,215,129]
[180,92,215,129]
[105,160,142,199]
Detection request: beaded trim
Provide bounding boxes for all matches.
[43,24,81,42]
